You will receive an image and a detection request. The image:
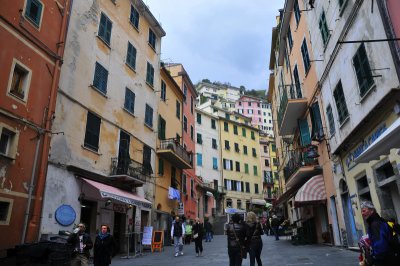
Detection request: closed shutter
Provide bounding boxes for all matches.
[298,118,311,147]
[310,102,324,141]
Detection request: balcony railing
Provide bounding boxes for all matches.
[283,149,318,182]
[158,138,192,169]
[277,84,307,135]
[110,157,147,185]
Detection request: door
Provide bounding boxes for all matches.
[117,131,130,174]
[341,193,358,247]
[330,196,341,246]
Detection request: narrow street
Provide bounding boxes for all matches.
[111,234,357,266]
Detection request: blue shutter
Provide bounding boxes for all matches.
[94,62,108,93]
[124,88,135,113]
[197,153,203,166]
[299,118,311,147]
[127,42,136,69]
[213,157,218,169]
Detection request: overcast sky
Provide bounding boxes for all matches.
[145,0,284,91]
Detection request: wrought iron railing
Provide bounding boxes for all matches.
[159,138,192,166]
[277,84,304,130]
[110,157,147,182]
[283,149,318,182]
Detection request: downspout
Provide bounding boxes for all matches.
[25,0,71,243]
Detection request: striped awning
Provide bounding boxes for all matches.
[294,175,326,204]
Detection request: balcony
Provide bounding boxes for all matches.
[157,138,192,169]
[283,149,322,189]
[264,176,274,185]
[277,84,308,136]
[109,157,147,187]
[197,182,226,197]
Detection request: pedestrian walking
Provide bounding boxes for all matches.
[192,217,204,257]
[204,218,213,242]
[93,224,114,266]
[185,220,193,244]
[226,213,247,266]
[361,201,399,265]
[171,216,185,257]
[271,215,280,241]
[246,212,264,266]
[67,223,93,266]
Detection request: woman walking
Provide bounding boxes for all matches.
[246,212,264,266]
[192,218,204,256]
[93,225,114,266]
[226,213,247,266]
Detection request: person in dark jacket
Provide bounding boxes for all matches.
[361,201,399,266]
[171,216,185,257]
[204,219,213,242]
[226,213,247,266]
[192,217,204,256]
[246,212,264,266]
[270,215,280,241]
[93,225,114,266]
[67,223,93,266]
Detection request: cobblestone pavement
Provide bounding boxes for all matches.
[111,234,358,266]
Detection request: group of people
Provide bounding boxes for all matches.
[170,216,213,257]
[226,212,264,266]
[67,223,115,266]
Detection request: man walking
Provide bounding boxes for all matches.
[361,201,398,265]
[171,216,185,257]
[67,223,93,266]
[204,218,213,242]
[271,215,280,241]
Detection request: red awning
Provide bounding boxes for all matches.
[295,175,326,204]
[82,178,152,209]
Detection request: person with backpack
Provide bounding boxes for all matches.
[361,201,399,265]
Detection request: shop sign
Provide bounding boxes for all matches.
[113,203,126,213]
[345,123,386,170]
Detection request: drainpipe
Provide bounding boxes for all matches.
[25,0,71,243]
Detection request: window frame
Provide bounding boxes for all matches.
[353,43,375,98]
[333,81,349,125]
[148,28,156,50]
[98,12,113,46]
[301,39,311,74]
[84,112,101,152]
[93,62,108,94]
[129,5,140,30]
[7,59,32,102]
[0,125,18,160]
[319,10,330,46]
[126,42,137,70]
[144,104,154,128]
[124,87,135,114]
[146,62,155,87]
[24,0,44,28]
[0,197,13,225]
[160,80,166,101]
[326,104,336,136]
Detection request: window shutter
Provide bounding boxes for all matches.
[298,118,311,147]
[310,102,324,141]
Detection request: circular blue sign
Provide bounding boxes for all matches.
[55,204,76,226]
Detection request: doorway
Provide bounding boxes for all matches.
[113,212,125,255]
[80,200,96,236]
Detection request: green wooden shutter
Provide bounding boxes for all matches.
[298,118,311,147]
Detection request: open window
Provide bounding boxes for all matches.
[7,59,32,102]
[0,125,18,160]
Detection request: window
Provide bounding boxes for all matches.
[197,113,202,124]
[126,42,137,70]
[271,144,276,152]
[197,153,203,166]
[248,109,253,114]
[319,10,330,46]
[263,145,268,153]
[211,119,216,129]
[158,115,166,140]
[129,5,140,29]
[294,0,301,25]
[183,85,187,103]
[244,163,249,174]
[190,125,194,140]
[253,166,258,176]
[223,159,232,170]
[353,43,374,97]
[124,88,135,113]
[183,116,187,132]
[326,105,335,135]
[235,161,240,172]
[224,122,229,132]
[197,133,203,144]
[265,159,269,167]
[0,199,13,225]
[212,157,218,170]
[225,114,230,120]
[84,112,101,151]
[251,131,255,140]
[234,143,240,152]
[252,148,257,157]
[333,81,349,124]
[148,28,156,49]
[25,0,43,27]
[191,96,194,113]
[98,13,112,45]
[224,140,230,150]
[233,125,238,135]
[255,184,259,194]
[248,102,252,106]
[0,128,16,158]
[8,60,31,101]
[181,173,186,192]
[245,182,250,193]
[144,104,153,127]
[287,25,293,51]
[146,62,154,87]
[212,138,217,149]
[242,128,246,137]
[301,39,311,74]
[239,102,242,106]
[299,118,311,147]
[160,81,166,101]
[176,101,181,119]
[243,145,248,155]
[93,62,108,94]
[158,158,164,175]
[293,65,302,98]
